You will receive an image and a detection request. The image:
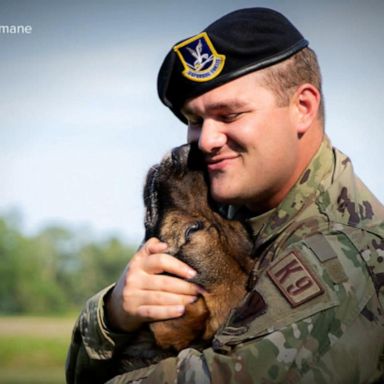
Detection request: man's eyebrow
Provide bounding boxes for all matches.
[206,101,249,112]
[182,100,249,116]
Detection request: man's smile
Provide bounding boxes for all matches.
[206,154,240,172]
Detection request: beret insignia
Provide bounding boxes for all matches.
[173,32,225,82]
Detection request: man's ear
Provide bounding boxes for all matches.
[291,83,321,135]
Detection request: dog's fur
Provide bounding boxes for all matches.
[117,143,257,371]
[144,143,256,350]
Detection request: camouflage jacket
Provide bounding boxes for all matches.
[66,138,384,383]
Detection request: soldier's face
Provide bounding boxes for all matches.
[183,71,303,213]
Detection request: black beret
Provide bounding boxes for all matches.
[157,7,308,123]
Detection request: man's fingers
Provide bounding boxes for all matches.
[120,290,197,323]
[108,237,202,329]
[143,252,197,280]
[143,273,201,295]
[140,238,197,280]
[126,272,201,300]
[135,290,197,307]
[143,238,168,255]
[137,304,186,321]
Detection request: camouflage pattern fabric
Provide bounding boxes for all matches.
[66,137,384,383]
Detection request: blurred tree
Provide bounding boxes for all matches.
[0,214,135,314]
[74,238,133,303]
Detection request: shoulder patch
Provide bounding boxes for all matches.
[267,251,324,307]
[304,233,336,262]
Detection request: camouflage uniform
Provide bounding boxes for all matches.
[66,137,384,383]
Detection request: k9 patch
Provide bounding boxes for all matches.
[267,251,324,307]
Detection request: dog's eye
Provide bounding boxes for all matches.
[185,221,204,241]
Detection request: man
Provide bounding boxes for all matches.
[66,8,384,383]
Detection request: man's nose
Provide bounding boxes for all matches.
[198,120,227,153]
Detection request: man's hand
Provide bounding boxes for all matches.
[106,238,201,333]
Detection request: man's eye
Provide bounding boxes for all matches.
[220,113,241,122]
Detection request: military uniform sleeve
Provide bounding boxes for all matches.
[104,305,382,383]
[65,284,135,384]
[104,233,384,383]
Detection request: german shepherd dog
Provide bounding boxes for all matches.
[118,143,260,371]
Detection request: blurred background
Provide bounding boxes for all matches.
[1,0,383,382]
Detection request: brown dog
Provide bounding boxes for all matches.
[144,143,255,351]
[117,143,258,372]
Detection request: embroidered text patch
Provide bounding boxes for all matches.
[267,251,324,307]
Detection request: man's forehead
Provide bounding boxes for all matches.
[181,70,273,117]
[182,73,258,113]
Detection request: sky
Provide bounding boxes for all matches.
[1,0,383,246]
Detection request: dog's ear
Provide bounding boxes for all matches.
[143,165,160,240]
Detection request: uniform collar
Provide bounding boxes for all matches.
[247,136,335,247]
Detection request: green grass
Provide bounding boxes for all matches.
[0,316,76,384]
